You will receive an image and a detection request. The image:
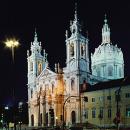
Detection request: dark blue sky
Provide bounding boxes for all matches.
[0,0,130,105]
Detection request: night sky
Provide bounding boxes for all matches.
[0,0,130,106]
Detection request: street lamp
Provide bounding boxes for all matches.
[36,88,42,126]
[115,87,121,130]
[4,38,19,62]
[114,82,123,130]
[4,106,10,130]
[18,102,23,130]
[4,38,19,130]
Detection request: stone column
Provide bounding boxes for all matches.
[28,107,31,127]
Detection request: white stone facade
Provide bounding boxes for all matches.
[91,15,124,80]
[27,12,124,127]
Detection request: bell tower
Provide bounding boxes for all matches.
[27,29,48,96]
[65,5,90,74]
[64,3,90,97]
[64,4,90,125]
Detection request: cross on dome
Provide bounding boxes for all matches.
[34,28,38,42]
[74,2,78,21]
[104,14,107,24]
[102,14,110,44]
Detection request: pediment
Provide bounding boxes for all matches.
[37,68,56,80]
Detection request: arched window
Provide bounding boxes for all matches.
[81,44,85,57]
[45,113,48,126]
[38,62,42,75]
[85,109,88,119]
[31,114,34,126]
[40,113,42,125]
[99,107,103,119]
[108,66,113,76]
[70,43,74,57]
[52,83,54,94]
[71,111,76,124]
[71,78,75,91]
[39,63,42,72]
[82,78,87,91]
[92,108,96,118]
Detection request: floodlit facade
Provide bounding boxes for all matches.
[91,15,124,80]
[82,78,130,128]
[27,8,127,128]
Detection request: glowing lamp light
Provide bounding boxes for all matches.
[5,106,9,110]
[4,38,19,62]
[5,39,19,48]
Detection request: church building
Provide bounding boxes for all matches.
[27,6,127,128]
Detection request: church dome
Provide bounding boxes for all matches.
[92,43,123,64]
[91,15,124,80]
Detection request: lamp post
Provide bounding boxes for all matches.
[4,38,19,130]
[4,38,19,62]
[37,88,42,126]
[18,102,23,130]
[4,106,9,130]
[42,88,46,127]
[115,86,121,130]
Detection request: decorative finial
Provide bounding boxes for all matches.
[46,62,49,68]
[74,2,77,21]
[34,28,38,41]
[70,20,72,26]
[45,53,48,62]
[104,14,107,24]
[43,49,46,56]
[55,63,58,73]
[39,41,41,46]
[102,14,110,44]
[27,50,29,57]
[65,30,68,39]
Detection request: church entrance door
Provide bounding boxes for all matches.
[40,113,42,126]
[31,114,34,126]
[71,111,76,124]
